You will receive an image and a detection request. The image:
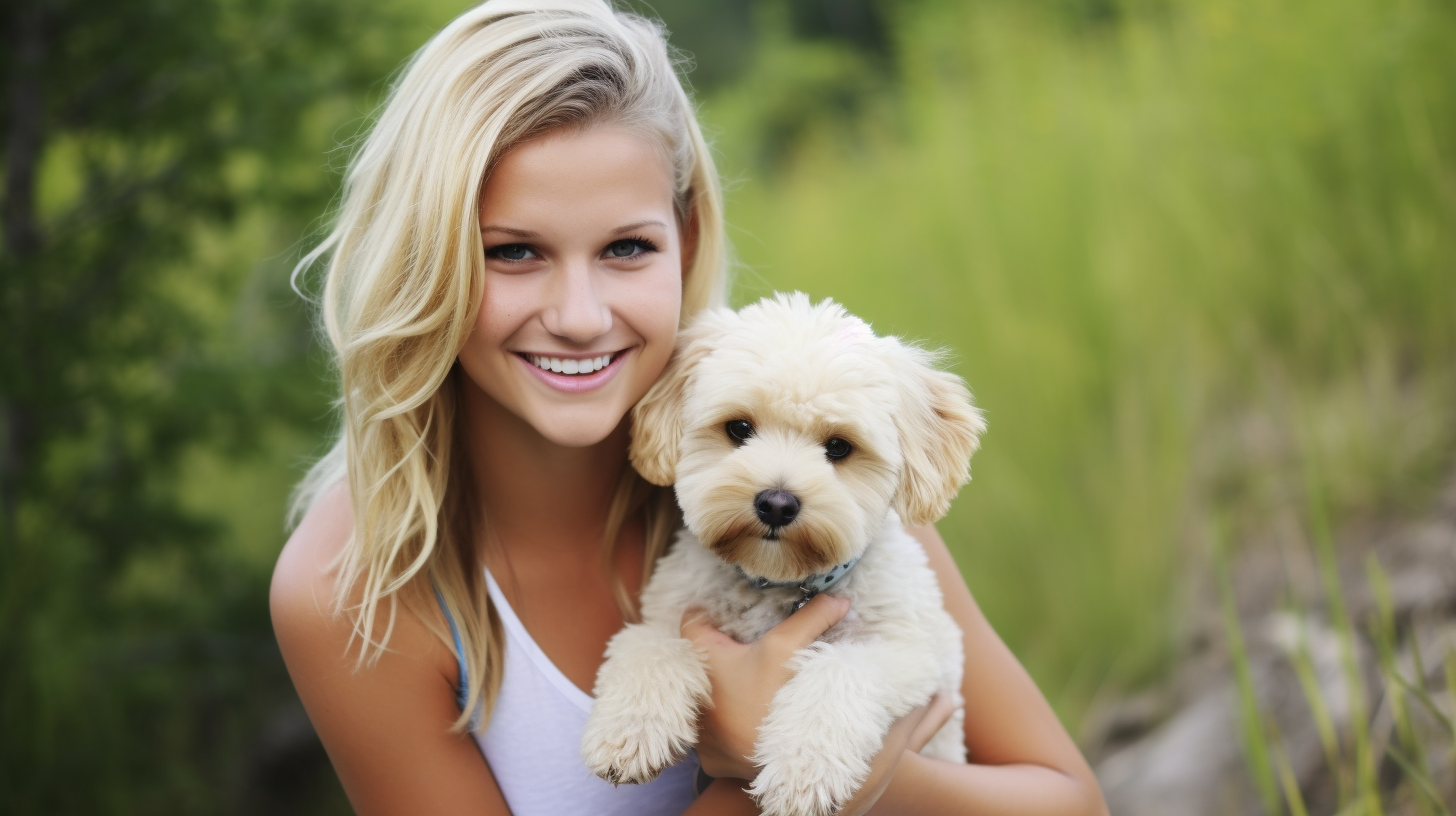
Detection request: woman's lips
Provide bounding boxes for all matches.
[514,348,633,393]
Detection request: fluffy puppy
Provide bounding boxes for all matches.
[581,293,985,816]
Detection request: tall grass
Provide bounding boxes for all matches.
[706,0,1456,729]
[1215,499,1456,815]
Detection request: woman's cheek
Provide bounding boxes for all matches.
[476,270,539,337]
[637,262,684,380]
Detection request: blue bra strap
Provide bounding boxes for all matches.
[432,583,471,713]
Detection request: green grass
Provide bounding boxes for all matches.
[707,0,1456,730]
[1217,519,1283,814]
[1217,505,1455,815]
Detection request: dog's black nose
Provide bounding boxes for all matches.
[755,489,800,528]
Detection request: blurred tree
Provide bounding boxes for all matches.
[0,0,424,812]
[624,0,907,92]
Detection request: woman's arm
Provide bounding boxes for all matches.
[270,483,512,816]
[864,525,1109,816]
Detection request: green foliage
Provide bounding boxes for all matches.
[0,0,449,811]
[710,0,1456,727]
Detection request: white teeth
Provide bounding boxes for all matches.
[528,353,614,375]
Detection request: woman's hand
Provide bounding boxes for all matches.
[679,594,957,813]
[680,593,852,781]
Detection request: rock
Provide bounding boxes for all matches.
[1089,474,1456,815]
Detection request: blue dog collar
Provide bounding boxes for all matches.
[740,555,861,612]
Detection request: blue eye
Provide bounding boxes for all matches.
[487,243,535,262]
[605,238,657,259]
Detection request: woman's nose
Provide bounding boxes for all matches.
[541,261,612,342]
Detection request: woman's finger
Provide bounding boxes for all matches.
[680,605,709,634]
[760,593,850,653]
[679,606,738,649]
[905,692,957,753]
[885,700,931,746]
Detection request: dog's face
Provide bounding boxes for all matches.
[630,294,986,583]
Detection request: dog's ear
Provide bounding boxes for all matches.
[884,339,987,526]
[629,310,730,486]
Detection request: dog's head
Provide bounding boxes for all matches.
[630,293,986,583]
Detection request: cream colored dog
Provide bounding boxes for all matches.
[581,293,985,816]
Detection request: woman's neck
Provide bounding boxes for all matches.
[459,376,630,561]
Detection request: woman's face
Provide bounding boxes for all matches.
[459,127,685,448]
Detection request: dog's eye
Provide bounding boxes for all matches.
[725,420,754,445]
[824,437,852,461]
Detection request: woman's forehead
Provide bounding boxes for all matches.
[478,127,677,234]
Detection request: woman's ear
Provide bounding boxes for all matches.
[629,310,726,486]
[886,340,987,526]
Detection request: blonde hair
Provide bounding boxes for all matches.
[290,0,727,733]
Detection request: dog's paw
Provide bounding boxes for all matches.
[580,707,693,786]
[580,629,708,785]
[748,702,877,816]
[749,748,866,816]
[746,641,920,816]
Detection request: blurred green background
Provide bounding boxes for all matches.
[3,0,1453,812]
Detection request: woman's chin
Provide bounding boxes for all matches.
[525,409,629,450]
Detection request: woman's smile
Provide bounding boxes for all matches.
[514,347,635,393]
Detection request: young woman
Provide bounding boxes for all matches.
[270,2,1110,814]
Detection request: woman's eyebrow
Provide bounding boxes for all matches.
[611,220,667,235]
[479,225,538,237]
[479,221,665,237]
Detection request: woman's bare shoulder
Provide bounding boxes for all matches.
[271,480,353,621]
[269,479,447,680]
[269,481,509,815]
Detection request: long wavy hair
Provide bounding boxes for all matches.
[289,0,727,733]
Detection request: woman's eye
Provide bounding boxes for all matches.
[604,238,657,260]
[487,243,536,262]
[824,437,852,461]
[725,420,754,444]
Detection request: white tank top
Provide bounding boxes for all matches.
[438,570,700,816]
